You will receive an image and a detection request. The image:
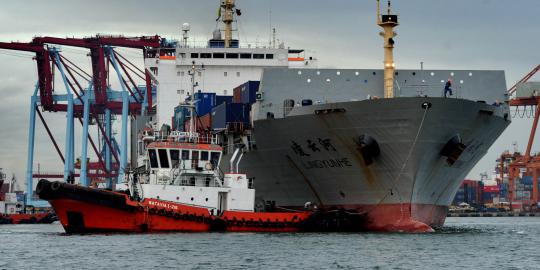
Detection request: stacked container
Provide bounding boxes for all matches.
[211,103,251,130]
[184,113,212,132]
[233,81,260,104]
[194,91,216,116]
[215,95,233,106]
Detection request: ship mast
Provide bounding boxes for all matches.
[221,0,236,48]
[187,62,199,141]
[377,0,398,98]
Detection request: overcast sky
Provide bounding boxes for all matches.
[0,0,539,190]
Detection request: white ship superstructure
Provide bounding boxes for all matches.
[143,6,316,127]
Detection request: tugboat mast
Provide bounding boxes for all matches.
[377,0,398,98]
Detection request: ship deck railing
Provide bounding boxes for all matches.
[148,131,220,145]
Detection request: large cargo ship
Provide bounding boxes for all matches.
[132,0,510,231]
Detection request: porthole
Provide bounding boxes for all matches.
[316,71,321,75]
[355,71,359,76]
[176,197,179,200]
[460,80,464,84]
[468,72,473,77]
[336,71,341,75]
[430,72,435,76]
[307,78,311,83]
[297,70,302,75]
[326,78,331,82]
[190,197,194,201]
[372,71,376,76]
[205,198,209,202]
[450,72,455,76]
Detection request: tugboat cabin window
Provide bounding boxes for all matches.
[158,149,170,168]
[213,53,224,58]
[266,54,274,59]
[211,152,220,165]
[181,150,190,160]
[240,53,251,59]
[226,53,239,59]
[201,151,209,161]
[191,151,199,160]
[253,54,264,59]
[200,53,211,58]
[170,150,180,166]
[191,53,199,58]
[148,149,158,168]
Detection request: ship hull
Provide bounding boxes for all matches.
[37,180,309,233]
[229,97,510,231]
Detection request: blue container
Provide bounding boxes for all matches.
[16,193,25,202]
[211,103,251,130]
[521,176,532,185]
[234,81,260,104]
[194,91,216,116]
[215,95,233,106]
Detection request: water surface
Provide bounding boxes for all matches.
[1,217,538,269]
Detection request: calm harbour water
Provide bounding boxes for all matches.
[1,217,539,270]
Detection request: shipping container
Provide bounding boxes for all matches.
[215,95,233,106]
[194,91,216,116]
[233,87,242,103]
[211,102,251,130]
[184,113,212,132]
[233,81,260,104]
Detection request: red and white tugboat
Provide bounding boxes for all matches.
[37,132,312,233]
[37,63,319,233]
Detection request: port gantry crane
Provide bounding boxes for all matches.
[0,35,160,207]
[500,64,540,210]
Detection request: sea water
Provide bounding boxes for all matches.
[0,217,538,269]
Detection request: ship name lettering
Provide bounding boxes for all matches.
[301,158,352,169]
[149,200,179,210]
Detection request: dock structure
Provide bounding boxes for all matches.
[0,36,159,206]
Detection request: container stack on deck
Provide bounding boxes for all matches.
[179,81,259,134]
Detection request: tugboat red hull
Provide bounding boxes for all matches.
[37,180,309,233]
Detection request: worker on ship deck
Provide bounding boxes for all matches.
[444,79,453,98]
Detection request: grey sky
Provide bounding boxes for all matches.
[0,0,539,189]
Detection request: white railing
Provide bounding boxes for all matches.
[143,130,220,145]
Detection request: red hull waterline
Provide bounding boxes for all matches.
[37,180,310,233]
[37,180,443,233]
